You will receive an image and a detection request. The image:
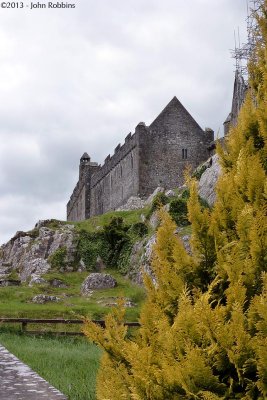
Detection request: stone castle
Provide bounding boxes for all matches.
[67,97,214,221]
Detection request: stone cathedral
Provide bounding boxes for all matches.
[67,97,214,221]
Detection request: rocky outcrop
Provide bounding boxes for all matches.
[0,222,77,283]
[0,279,20,287]
[95,256,106,272]
[145,187,165,205]
[116,196,145,211]
[49,279,68,288]
[165,189,176,198]
[97,297,137,308]
[128,229,192,286]
[29,275,47,286]
[81,273,117,295]
[198,154,221,206]
[32,294,61,304]
[128,234,157,285]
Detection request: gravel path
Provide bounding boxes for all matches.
[0,344,67,399]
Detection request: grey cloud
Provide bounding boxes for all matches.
[0,0,248,243]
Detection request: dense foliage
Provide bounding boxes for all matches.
[48,247,67,270]
[169,197,189,226]
[77,230,109,270]
[77,217,148,272]
[146,192,169,218]
[84,4,267,399]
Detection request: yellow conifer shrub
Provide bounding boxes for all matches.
[84,2,267,399]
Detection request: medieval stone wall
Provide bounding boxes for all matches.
[90,132,140,215]
[67,181,87,221]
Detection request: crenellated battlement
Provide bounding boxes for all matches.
[90,130,140,188]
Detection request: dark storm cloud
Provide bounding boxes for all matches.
[0,0,248,243]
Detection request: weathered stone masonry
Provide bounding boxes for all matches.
[67,97,214,221]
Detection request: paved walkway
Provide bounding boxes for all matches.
[0,344,67,399]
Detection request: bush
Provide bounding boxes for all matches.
[147,192,169,218]
[76,230,108,270]
[117,241,134,274]
[48,247,67,270]
[102,217,130,268]
[192,164,208,180]
[198,196,210,209]
[129,222,148,237]
[169,198,189,226]
[181,188,190,200]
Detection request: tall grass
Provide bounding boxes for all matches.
[0,331,101,400]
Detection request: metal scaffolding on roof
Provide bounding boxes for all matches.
[231,0,265,83]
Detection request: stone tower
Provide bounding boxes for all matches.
[67,153,99,221]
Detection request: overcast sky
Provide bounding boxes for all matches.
[0,0,248,244]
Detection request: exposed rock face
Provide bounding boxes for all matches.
[77,259,86,272]
[81,273,117,295]
[165,189,176,198]
[0,279,20,287]
[128,234,157,285]
[149,212,160,230]
[149,204,170,230]
[180,234,192,255]
[32,295,61,304]
[0,223,77,282]
[198,154,221,206]
[29,275,47,286]
[145,187,165,205]
[49,279,68,288]
[0,263,12,280]
[97,297,137,308]
[95,256,106,272]
[128,229,192,286]
[116,196,145,211]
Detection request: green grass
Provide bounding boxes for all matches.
[0,331,101,400]
[72,209,148,232]
[177,225,192,236]
[0,270,145,327]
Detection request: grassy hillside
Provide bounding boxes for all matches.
[0,270,145,326]
[0,190,195,326]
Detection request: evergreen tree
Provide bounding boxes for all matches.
[84,2,267,398]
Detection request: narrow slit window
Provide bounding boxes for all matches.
[182,148,188,159]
